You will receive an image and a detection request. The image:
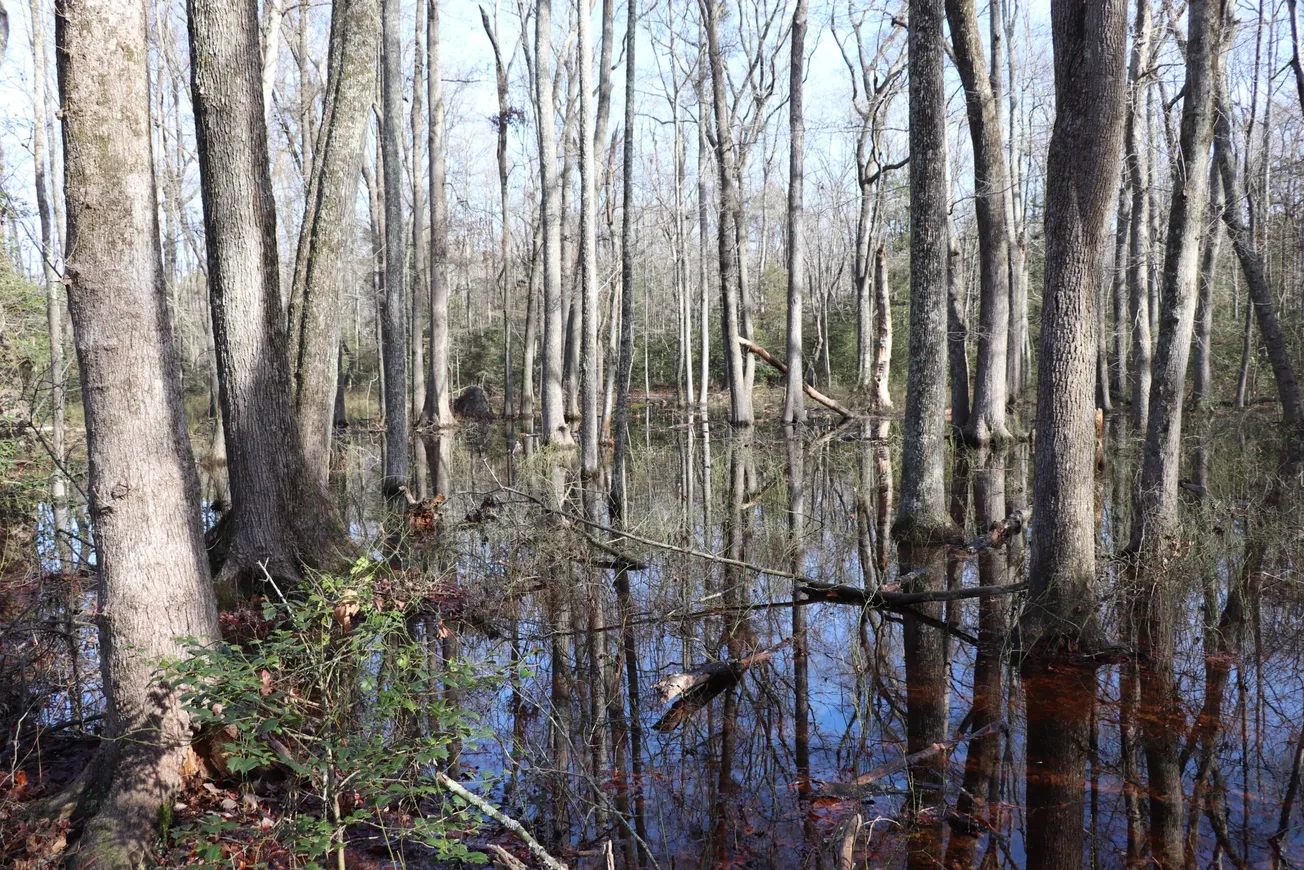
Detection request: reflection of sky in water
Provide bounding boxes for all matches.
[21,415,1304,865]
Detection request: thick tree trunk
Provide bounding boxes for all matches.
[426,0,454,427]
[946,0,1012,445]
[783,0,808,424]
[58,0,221,861]
[898,0,952,539]
[379,0,409,485]
[946,226,970,435]
[535,0,573,446]
[409,0,427,422]
[701,0,752,426]
[288,0,377,491]
[189,0,347,586]
[1022,0,1128,654]
[1111,182,1131,401]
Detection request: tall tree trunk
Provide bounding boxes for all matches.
[782,0,808,424]
[696,57,711,411]
[31,0,67,564]
[1125,0,1154,430]
[1128,4,1223,863]
[611,0,637,517]
[409,0,427,422]
[946,0,1011,445]
[287,0,378,491]
[579,0,600,492]
[535,0,572,445]
[1112,182,1131,401]
[482,8,513,419]
[379,0,409,484]
[1192,159,1223,411]
[897,0,951,538]
[189,0,347,586]
[426,0,454,427]
[701,0,752,426]
[1022,0,1128,654]
[58,0,221,860]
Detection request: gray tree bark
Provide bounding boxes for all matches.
[871,244,893,411]
[1192,158,1223,411]
[782,0,808,424]
[1022,0,1128,654]
[1125,0,1155,429]
[58,0,221,860]
[579,0,600,488]
[379,0,409,484]
[189,0,347,586]
[611,0,638,517]
[481,8,513,419]
[288,0,378,491]
[1214,65,1304,425]
[535,0,573,445]
[426,0,454,427]
[946,0,1012,445]
[897,0,951,538]
[701,0,753,426]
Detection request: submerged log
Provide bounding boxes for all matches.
[738,338,855,419]
[652,640,788,732]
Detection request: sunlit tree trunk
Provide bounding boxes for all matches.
[287,0,377,491]
[871,245,893,411]
[378,0,409,486]
[481,7,512,419]
[58,0,220,859]
[611,0,638,515]
[1192,160,1223,411]
[1125,0,1155,430]
[578,0,599,492]
[700,0,752,426]
[189,0,347,586]
[425,0,454,428]
[946,0,1011,445]
[782,0,808,424]
[1022,0,1127,654]
[534,0,572,445]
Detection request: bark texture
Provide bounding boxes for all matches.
[1022,0,1128,651]
[379,0,409,484]
[946,0,1011,446]
[288,0,378,490]
[897,0,950,537]
[426,0,454,428]
[189,0,346,585]
[783,0,808,424]
[59,0,221,860]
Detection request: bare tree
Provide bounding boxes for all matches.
[612,0,639,515]
[425,0,454,427]
[288,0,378,490]
[1022,0,1128,654]
[534,0,573,445]
[700,0,753,426]
[782,0,808,424]
[58,0,220,859]
[379,0,410,482]
[481,6,515,419]
[1125,0,1155,429]
[189,0,347,586]
[946,0,1012,445]
[579,0,600,490]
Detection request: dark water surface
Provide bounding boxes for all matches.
[17,408,1304,867]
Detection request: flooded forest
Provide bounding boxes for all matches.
[3,0,1304,866]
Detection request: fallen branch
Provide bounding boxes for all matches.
[436,772,569,870]
[815,719,1008,798]
[652,640,789,732]
[954,509,1030,557]
[800,580,1028,609]
[739,338,855,420]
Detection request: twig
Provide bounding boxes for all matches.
[815,719,1008,798]
[436,772,569,870]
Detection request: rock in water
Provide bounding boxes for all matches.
[453,385,494,422]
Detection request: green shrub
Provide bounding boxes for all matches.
[162,560,489,868]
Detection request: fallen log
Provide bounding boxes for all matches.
[799,579,1028,609]
[738,338,854,420]
[436,772,569,870]
[652,640,789,732]
[954,508,1030,557]
[815,719,1008,799]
